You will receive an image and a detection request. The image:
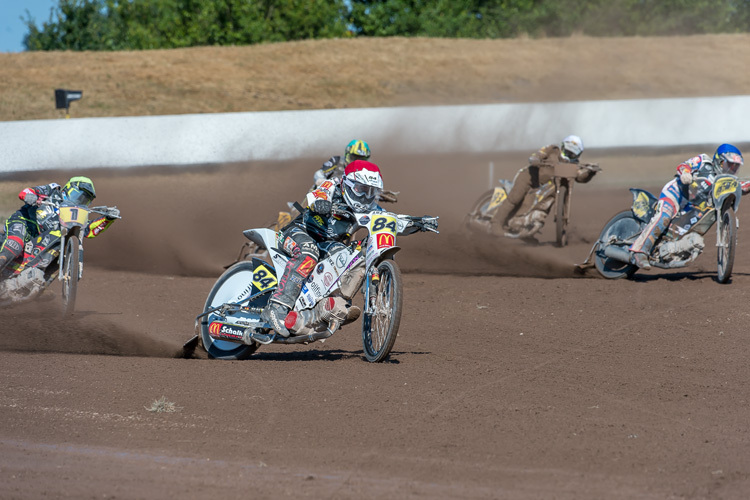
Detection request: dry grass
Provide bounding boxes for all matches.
[2,34,750,122]
[145,396,182,413]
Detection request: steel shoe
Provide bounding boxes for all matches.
[631,251,651,269]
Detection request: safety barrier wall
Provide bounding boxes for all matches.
[1,95,749,173]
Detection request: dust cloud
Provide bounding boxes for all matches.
[1,148,668,281]
[0,302,180,358]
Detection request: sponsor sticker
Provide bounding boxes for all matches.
[297,256,316,278]
[336,252,347,269]
[323,272,334,288]
[252,263,277,291]
[359,216,370,225]
[376,233,395,249]
[208,322,245,340]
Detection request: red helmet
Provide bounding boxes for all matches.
[341,160,384,211]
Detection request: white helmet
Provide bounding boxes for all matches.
[561,135,584,161]
[341,160,383,212]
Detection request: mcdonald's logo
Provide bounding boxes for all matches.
[376,233,395,249]
[209,322,221,335]
[297,256,316,278]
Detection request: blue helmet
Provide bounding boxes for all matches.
[713,144,743,175]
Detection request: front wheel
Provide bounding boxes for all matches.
[362,259,403,363]
[594,210,640,279]
[717,207,737,284]
[61,235,80,316]
[199,261,260,360]
[555,183,569,247]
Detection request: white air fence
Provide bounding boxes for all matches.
[1,95,749,173]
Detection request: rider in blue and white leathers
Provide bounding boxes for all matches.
[629,144,747,269]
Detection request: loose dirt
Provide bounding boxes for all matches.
[2,35,750,499]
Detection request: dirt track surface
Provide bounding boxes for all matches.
[2,149,750,499]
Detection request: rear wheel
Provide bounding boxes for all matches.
[199,261,260,360]
[555,183,569,247]
[362,259,403,363]
[464,190,495,231]
[61,235,79,316]
[717,207,736,284]
[594,211,640,279]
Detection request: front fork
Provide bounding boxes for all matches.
[363,265,380,315]
[554,178,573,224]
[58,230,84,283]
[715,209,738,249]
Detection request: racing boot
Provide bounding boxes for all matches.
[629,200,674,270]
[342,305,361,326]
[261,300,291,337]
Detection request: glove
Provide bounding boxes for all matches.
[741,181,750,194]
[310,199,332,215]
[23,192,39,206]
[421,217,438,232]
[105,207,120,220]
[679,170,694,185]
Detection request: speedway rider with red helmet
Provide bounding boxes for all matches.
[629,144,747,269]
[0,177,119,276]
[261,160,384,337]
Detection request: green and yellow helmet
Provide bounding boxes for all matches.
[63,176,96,207]
[344,140,371,164]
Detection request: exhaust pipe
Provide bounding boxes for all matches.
[602,245,633,265]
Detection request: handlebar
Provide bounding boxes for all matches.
[404,215,439,234]
[90,205,122,219]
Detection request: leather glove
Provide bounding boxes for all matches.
[23,192,39,206]
[310,199,332,215]
[679,170,694,185]
[105,207,120,220]
[421,217,438,232]
[741,181,750,194]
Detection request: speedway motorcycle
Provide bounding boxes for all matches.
[0,199,121,314]
[465,163,600,246]
[193,204,438,362]
[577,173,742,283]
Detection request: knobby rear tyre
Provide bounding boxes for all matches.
[464,190,495,231]
[594,210,639,280]
[200,261,259,360]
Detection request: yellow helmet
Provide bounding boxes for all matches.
[63,176,96,206]
[344,140,371,164]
